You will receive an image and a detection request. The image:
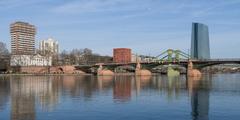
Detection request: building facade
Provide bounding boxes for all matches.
[113,48,131,63]
[191,23,210,59]
[10,54,52,66]
[10,21,36,55]
[39,38,59,55]
[131,54,141,63]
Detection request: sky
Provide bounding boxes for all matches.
[0,0,240,58]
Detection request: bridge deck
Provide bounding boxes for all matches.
[75,59,240,68]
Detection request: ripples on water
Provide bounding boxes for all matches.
[0,74,240,120]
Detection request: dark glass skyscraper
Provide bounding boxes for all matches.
[191,23,210,59]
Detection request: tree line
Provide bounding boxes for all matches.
[58,48,113,65]
[0,41,10,70]
[0,41,113,66]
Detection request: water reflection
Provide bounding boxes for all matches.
[10,76,59,120]
[151,75,187,101]
[113,76,132,102]
[0,74,240,120]
[0,76,10,111]
[97,76,113,91]
[0,75,190,120]
[188,75,211,120]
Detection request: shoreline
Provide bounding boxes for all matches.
[1,72,240,76]
[0,73,92,76]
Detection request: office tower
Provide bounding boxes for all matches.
[10,21,36,55]
[191,23,210,59]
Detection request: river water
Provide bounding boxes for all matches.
[0,74,240,120]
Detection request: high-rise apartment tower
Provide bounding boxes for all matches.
[10,21,36,55]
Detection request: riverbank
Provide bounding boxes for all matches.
[0,73,92,76]
[1,71,240,76]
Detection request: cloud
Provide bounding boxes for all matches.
[52,0,136,14]
[49,0,161,24]
[189,0,240,18]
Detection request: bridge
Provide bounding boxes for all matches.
[80,23,240,75]
[99,59,240,67]
[75,49,240,74]
[1,48,238,74]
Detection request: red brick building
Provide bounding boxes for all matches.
[113,48,131,63]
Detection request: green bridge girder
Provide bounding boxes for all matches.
[155,49,190,62]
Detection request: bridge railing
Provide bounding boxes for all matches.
[190,58,240,62]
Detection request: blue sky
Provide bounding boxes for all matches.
[0,0,240,58]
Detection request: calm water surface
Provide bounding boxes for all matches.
[0,74,240,120]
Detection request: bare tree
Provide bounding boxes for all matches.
[69,49,84,65]
[0,41,10,71]
[60,48,112,65]
[0,42,9,57]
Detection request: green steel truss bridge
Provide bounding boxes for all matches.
[75,49,240,73]
[76,59,240,73]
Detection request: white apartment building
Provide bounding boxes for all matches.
[131,54,141,63]
[39,38,59,55]
[10,54,52,66]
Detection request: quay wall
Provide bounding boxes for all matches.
[11,66,85,74]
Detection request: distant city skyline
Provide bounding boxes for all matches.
[0,0,240,58]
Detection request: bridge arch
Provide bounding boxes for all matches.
[58,67,64,72]
[114,65,135,72]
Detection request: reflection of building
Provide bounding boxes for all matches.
[11,76,36,120]
[10,54,52,66]
[10,21,36,55]
[191,23,210,59]
[10,76,60,120]
[189,78,210,120]
[39,38,59,55]
[11,95,35,120]
[113,48,131,63]
[113,76,132,102]
[0,77,10,111]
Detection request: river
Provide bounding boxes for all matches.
[0,74,240,120]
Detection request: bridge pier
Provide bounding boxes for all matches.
[167,65,180,76]
[97,64,114,76]
[187,60,201,77]
[135,61,152,76]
